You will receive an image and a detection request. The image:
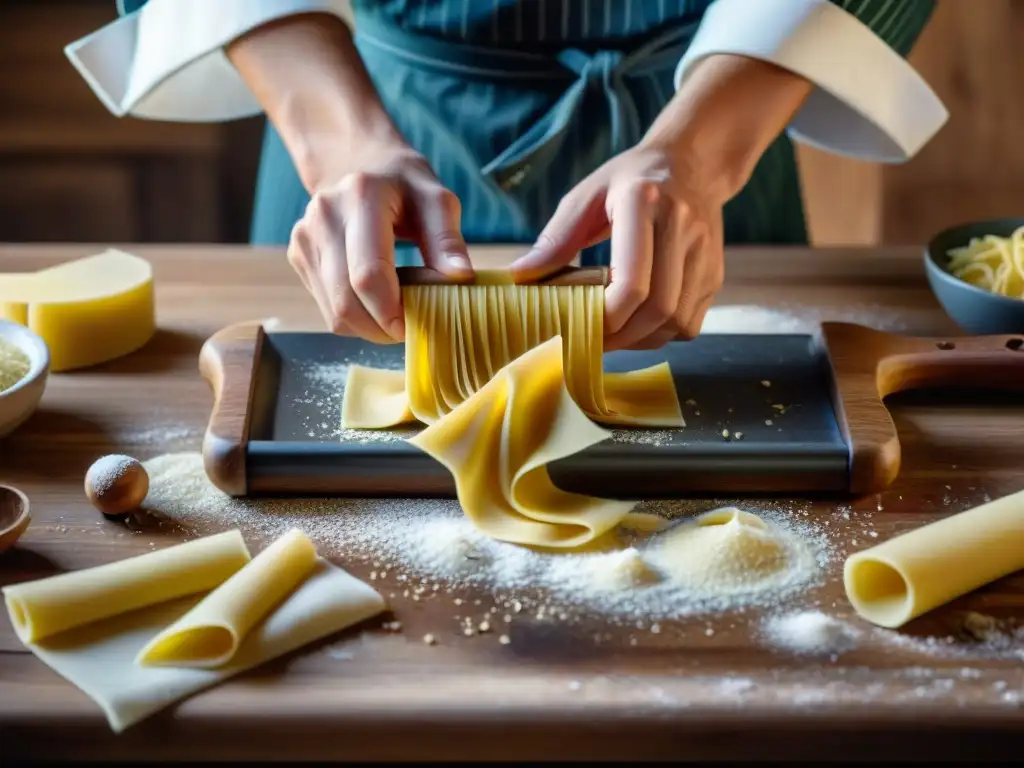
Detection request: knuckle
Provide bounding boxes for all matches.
[337,171,378,202]
[620,282,649,310]
[349,260,387,294]
[430,187,461,217]
[329,314,349,336]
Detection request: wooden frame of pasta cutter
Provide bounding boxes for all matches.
[199,266,1024,498]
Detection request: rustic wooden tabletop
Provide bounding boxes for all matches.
[1,244,1022,760]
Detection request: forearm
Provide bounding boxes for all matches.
[644,54,812,202]
[226,13,404,192]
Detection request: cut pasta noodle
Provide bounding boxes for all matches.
[946,226,1024,299]
[342,278,685,429]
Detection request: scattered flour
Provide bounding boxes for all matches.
[762,610,862,657]
[700,304,911,336]
[760,609,1024,663]
[140,452,830,621]
[0,336,30,392]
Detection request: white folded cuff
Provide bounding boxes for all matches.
[674,0,948,163]
[65,0,353,122]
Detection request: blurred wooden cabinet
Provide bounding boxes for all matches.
[798,0,1024,246]
[0,0,263,243]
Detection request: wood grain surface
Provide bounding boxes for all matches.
[1,244,1023,761]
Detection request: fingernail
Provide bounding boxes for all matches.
[389,317,405,340]
[445,253,472,272]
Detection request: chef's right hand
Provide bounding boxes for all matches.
[286,147,473,345]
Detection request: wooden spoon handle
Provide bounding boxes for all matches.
[397,266,609,287]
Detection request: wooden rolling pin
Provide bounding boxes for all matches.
[397,266,609,287]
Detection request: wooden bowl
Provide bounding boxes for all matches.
[0,484,30,554]
[925,217,1024,335]
[0,320,49,438]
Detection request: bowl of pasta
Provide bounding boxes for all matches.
[925,217,1024,334]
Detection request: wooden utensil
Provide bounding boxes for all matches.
[0,484,30,553]
[198,316,1024,498]
[396,265,609,286]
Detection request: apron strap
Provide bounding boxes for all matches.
[354,16,699,196]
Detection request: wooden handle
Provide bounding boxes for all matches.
[874,332,1024,396]
[397,266,609,287]
[820,322,1024,496]
[198,320,267,497]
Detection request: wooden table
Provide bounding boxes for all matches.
[2,245,1023,761]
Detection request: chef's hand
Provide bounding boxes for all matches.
[511,145,724,351]
[287,147,473,345]
[226,13,472,345]
[509,54,813,351]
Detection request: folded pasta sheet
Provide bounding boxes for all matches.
[4,530,251,643]
[844,488,1024,628]
[342,282,684,430]
[2,530,387,732]
[137,528,318,668]
[409,336,663,549]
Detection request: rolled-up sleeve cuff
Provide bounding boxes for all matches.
[65,0,353,122]
[673,0,948,163]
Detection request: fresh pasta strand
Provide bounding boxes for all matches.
[946,226,1024,299]
[341,279,685,430]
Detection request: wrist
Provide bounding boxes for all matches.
[641,53,812,202]
[227,12,407,193]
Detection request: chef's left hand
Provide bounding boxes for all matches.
[510,143,725,351]
[509,54,812,352]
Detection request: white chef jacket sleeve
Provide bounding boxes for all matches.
[674,0,948,163]
[64,0,354,122]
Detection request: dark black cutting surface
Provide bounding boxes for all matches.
[246,332,850,496]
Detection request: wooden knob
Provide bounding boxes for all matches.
[85,455,149,517]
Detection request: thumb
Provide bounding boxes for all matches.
[411,182,474,279]
[510,186,608,282]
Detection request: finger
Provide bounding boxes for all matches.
[311,199,396,345]
[603,201,688,351]
[409,180,473,278]
[345,178,405,341]
[286,221,315,293]
[509,185,608,282]
[671,227,714,338]
[604,181,658,336]
[677,292,715,340]
[624,324,678,351]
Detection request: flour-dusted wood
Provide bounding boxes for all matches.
[2,245,1024,761]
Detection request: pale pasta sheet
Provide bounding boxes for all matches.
[946,226,1024,299]
[409,336,667,549]
[2,530,386,732]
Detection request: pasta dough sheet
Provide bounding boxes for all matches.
[3,530,251,644]
[137,528,318,668]
[342,282,684,430]
[844,488,1024,628]
[21,559,385,733]
[3,530,387,732]
[409,336,661,549]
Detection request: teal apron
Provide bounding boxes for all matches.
[240,0,935,264]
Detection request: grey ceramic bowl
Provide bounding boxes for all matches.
[0,320,49,438]
[925,217,1024,334]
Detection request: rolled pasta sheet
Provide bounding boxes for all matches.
[137,528,318,668]
[409,336,641,549]
[3,530,251,644]
[844,489,1024,628]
